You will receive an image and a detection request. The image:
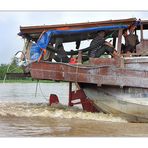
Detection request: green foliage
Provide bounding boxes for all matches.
[0,58,23,80]
[0,64,8,79]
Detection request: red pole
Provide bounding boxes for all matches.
[68,82,73,106]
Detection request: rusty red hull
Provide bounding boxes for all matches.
[30,57,148,88]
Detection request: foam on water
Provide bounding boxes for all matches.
[0,102,127,123]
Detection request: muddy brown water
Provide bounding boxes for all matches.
[0,83,148,137]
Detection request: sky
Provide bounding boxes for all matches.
[0,11,148,64]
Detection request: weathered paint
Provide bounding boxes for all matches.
[30,57,148,88]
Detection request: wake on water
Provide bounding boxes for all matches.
[0,102,127,123]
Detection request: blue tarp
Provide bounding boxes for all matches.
[30,43,41,61]
[30,24,128,61]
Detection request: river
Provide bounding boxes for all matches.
[0,82,148,137]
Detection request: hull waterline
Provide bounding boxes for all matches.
[82,85,148,122]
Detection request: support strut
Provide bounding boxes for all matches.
[68,82,98,112]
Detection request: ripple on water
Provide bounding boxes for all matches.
[0,102,127,123]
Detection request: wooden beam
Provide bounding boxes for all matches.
[117,29,123,53]
[140,23,144,41]
[113,37,116,48]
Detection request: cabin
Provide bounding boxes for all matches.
[19,18,148,64]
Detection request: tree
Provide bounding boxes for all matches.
[0,58,24,80]
[0,64,8,79]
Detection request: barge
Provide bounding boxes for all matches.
[17,18,148,122]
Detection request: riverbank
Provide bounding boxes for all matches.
[0,79,54,83]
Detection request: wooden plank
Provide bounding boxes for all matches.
[117,29,123,53]
[30,62,148,88]
[140,23,144,41]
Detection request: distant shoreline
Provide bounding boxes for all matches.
[0,79,55,83]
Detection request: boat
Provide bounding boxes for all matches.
[17,18,148,122]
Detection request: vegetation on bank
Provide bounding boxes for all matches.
[0,59,53,83]
[0,58,23,80]
[0,79,54,83]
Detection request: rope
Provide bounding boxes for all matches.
[35,80,39,97]
[3,50,24,83]
[15,51,27,64]
[38,82,48,101]
[35,80,48,101]
[3,64,11,83]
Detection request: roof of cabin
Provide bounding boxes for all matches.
[19,18,148,43]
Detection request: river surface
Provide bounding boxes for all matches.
[0,82,148,137]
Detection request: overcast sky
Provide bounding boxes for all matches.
[0,11,148,64]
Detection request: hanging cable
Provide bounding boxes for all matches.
[3,64,11,83]
[34,80,48,101]
[14,51,28,66]
[38,82,48,101]
[35,80,39,97]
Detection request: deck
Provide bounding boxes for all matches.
[30,57,148,88]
